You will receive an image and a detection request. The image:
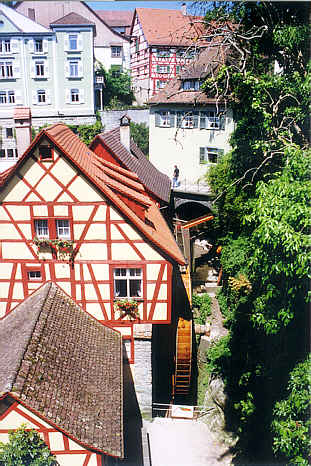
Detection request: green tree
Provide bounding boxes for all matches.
[95,62,134,108]
[198,1,310,462]
[0,425,57,465]
[130,121,149,156]
[68,113,102,146]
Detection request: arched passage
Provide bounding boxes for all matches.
[174,200,213,221]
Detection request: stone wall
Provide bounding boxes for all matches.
[99,109,149,131]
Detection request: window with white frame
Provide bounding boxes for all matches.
[71,88,79,102]
[28,270,42,280]
[182,79,200,91]
[69,59,79,77]
[111,46,122,57]
[35,60,45,77]
[35,39,43,53]
[0,39,10,53]
[156,80,166,89]
[200,111,222,130]
[0,61,13,78]
[159,111,170,127]
[157,65,170,74]
[155,111,175,128]
[34,219,49,238]
[56,219,70,239]
[199,147,224,164]
[177,111,198,129]
[157,49,170,58]
[37,89,46,103]
[69,34,78,51]
[0,90,15,104]
[6,128,13,138]
[114,268,142,298]
[0,148,17,159]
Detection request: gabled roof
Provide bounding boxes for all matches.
[95,10,133,34]
[0,282,123,457]
[0,124,185,265]
[148,46,228,105]
[91,127,171,204]
[132,8,205,47]
[0,3,50,33]
[50,11,95,26]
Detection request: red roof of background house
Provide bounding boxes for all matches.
[0,282,123,457]
[95,10,133,34]
[0,124,185,265]
[50,11,95,26]
[90,127,171,204]
[132,8,205,47]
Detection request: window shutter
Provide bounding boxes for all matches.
[15,90,22,105]
[43,39,48,53]
[155,112,161,127]
[176,111,183,128]
[166,66,170,73]
[13,60,20,78]
[65,89,70,104]
[200,112,206,129]
[78,61,83,77]
[46,89,51,105]
[28,39,34,53]
[64,35,69,51]
[220,114,225,130]
[199,147,205,164]
[193,111,199,128]
[176,65,180,74]
[77,34,83,51]
[156,65,160,73]
[65,61,69,78]
[79,88,84,103]
[32,90,37,105]
[169,111,175,127]
[44,61,49,78]
[11,39,19,53]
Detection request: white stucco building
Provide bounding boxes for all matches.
[148,47,234,193]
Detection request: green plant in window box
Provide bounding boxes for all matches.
[33,237,74,262]
[115,299,140,320]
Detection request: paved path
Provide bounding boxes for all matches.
[147,418,233,466]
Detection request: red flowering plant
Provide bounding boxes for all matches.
[114,299,140,321]
[33,237,74,261]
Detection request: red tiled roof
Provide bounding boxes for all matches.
[0,124,185,265]
[96,10,133,34]
[91,127,171,203]
[51,12,94,26]
[0,282,123,457]
[133,8,206,46]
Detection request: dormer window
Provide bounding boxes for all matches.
[182,80,200,91]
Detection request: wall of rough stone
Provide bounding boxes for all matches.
[99,109,149,131]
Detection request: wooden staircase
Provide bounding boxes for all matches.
[173,317,192,397]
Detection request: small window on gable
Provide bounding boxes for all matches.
[39,145,53,161]
[28,270,42,280]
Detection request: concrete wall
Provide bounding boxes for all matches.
[100,109,149,131]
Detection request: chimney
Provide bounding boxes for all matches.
[119,114,131,151]
[181,3,187,15]
[13,107,32,158]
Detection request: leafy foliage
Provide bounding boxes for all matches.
[198,1,311,462]
[0,425,57,465]
[130,121,149,157]
[68,114,102,146]
[95,62,134,108]
[272,355,311,465]
[192,293,212,325]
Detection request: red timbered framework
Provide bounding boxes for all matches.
[0,395,106,465]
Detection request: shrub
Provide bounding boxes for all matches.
[193,293,212,325]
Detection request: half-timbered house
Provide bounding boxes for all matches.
[0,282,123,465]
[129,6,206,105]
[0,123,186,418]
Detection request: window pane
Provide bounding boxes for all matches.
[115,279,127,297]
[56,219,70,238]
[130,279,141,297]
[28,270,41,280]
[35,219,49,237]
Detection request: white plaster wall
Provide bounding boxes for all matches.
[149,106,235,189]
